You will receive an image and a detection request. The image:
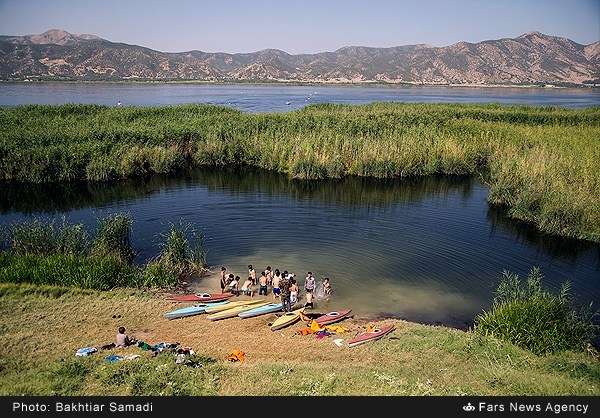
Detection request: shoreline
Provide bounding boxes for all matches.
[1,282,598,395]
[2,79,598,90]
[184,269,475,331]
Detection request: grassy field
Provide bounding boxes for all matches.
[0,283,598,396]
[1,103,599,242]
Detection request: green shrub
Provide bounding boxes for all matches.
[90,214,134,264]
[8,218,89,256]
[0,215,208,289]
[152,222,208,280]
[475,268,597,355]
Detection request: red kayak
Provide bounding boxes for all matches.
[314,309,352,326]
[168,292,232,302]
[347,324,395,347]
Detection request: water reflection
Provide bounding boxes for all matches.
[1,168,598,326]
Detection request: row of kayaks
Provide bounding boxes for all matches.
[164,296,354,331]
[165,292,395,345]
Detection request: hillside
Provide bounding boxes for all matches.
[1,29,598,85]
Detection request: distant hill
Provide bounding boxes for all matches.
[1,29,598,85]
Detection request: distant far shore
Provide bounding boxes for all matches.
[2,78,598,89]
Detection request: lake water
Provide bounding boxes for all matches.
[1,169,598,327]
[1,82,599,111]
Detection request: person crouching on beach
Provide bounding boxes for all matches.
[259,271,268,296]
[272,269,281,299]
[241,277,254,297]
[228,276,240,295]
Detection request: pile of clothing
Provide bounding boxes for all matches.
[296,320,348,338]
[137,341,179,355]
[227,349,245,363]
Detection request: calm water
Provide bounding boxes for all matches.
[1,169,598,327]
[1,82,599,110]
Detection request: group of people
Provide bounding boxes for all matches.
[219,265,332,312]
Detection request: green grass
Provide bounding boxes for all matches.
[475,268,597,355]
[0,216,208,289]
[1,103,599,241]
[0,253,139,290]
[0,282,598,395]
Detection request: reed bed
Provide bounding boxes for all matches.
[1,103,599,241]
[475,268,597,355]
[0,215,208,289]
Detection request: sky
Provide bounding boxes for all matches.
[0,0,598,54]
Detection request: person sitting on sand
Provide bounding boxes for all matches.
[272,269,281,299]
[241,277,254,297]
[259,271,268,296]
[228,276,240,295]
[248,265,257,285]
[220,267,227,293]
[289,278,299,305]
[115,326,135,348]
[323,277,332,296]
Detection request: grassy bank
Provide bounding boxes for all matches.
[0,283,598,395]
[1,103,599,241]
[0,216,207,289]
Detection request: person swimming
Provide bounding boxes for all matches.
[323,277,332,296]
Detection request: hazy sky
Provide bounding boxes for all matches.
[0,0,598,53]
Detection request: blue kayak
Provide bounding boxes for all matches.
[164,301,229,320]
[238,302,283,318]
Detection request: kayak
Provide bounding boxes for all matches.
[163,301,229,320]
[314,309,352,326]
[203,299,264,314]
[238,302,283,319]
[207,302,270,321]
[167,292,232,302]
[270,308,304,331]
[347,324,395,347]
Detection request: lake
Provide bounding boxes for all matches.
[1,169,598,327]
[1,82,599,111]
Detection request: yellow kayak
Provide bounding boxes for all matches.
[207,301,270,321]
[204,299,263,314]
[270,308,305,331]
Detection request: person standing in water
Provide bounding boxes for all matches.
[248,265,257,285]
[258,271,268,296]
[289,278,299,306]
[272,269,281,299]
[279,274,291,312]
[323,278,332,296]
[304,291,314,309]
[304,272,316,295]
[219,267,227,293]
[265,266,273,286]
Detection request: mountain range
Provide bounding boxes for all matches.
[1,29,599,85]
